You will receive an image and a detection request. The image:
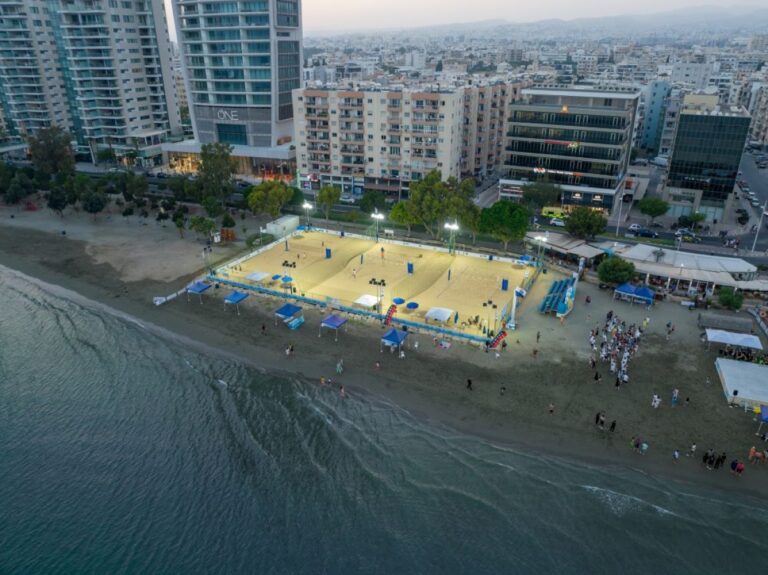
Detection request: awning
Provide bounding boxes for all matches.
[246,271,270,282]
[715,358,768,407]
[706,329,763,350]
[614,283,636,296]
[275,303,302,319]
[319,314,347,341]
[569,244,604,259]
[355,294,379,308]
[224,291,249,305]
[381,328,408,348]
[187,281,211,295]
[425,307,454,322]
[634,286,655,303]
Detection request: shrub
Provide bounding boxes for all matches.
[717,287,744,311]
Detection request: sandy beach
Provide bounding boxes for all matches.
[2,206,767,497]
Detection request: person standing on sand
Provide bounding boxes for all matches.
[532,348,539,359]
[536,331,541,343]
[466,378,473,390]
[336,359,344,375]
[598,413,605,431]
[548,403,555,415]
[594,412,601,426]
[339,385,346,398]
[261,324,267,335]
[594,372,602,384]
[671,388,679,407]
[500,385,506,395]
[352,267,357,279]
[673,450,680,463]
[609,420,616,433]
[687,443,697,457]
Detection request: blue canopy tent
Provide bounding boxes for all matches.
[275,303,304,329]
[186,281,211,304]
[381,327,408,351]
[633,286,655,305]
[757,405,768,436]
[224,291,249,315]
[613,283,636,302]
[319,314,347,341]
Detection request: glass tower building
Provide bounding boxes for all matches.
[665,94,751,222]
[171,0,301,150]
[0,0,181,164]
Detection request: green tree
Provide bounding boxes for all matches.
[597,256,635,285]
[168,175,187,200]
[125,173,148,200]
[689,212,706,231]
[389,200,419,235]
[638,197,670,223]
[316,185,341,220]
[479,201,529,251]
[221,212,236,228]
[717,287,744,311]
[565,207,607,239]
[64,173,92,205]
[521,181,560,211]
[47,187,68,215]
[0,163,15,195]
[174,214,185,238]
[247,180,293,218]
[96,148,116,163]
[359,190,386,214]
[407,171,475,238]
[27,126,74,175]
[459,202,481,244]
[3,174,28,204]
[34,169,51,191]
[198,142,233,202]
[189,215,217,239]
[81,190,108,217]
[202,195,224,218]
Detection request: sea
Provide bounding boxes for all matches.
[1,268,767,575]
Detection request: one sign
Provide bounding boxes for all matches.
[216,109,240,121]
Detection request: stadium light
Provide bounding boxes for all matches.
[302,201,313,228]
[371,210,385,241]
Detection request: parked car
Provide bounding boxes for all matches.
[155,172,168,179]
[628,223,642,232]
[674,228,694,237]
[549,218,566,227]
[679,233,701,243]
[340,194,356,204]
[751,199,761,207]
[636,229,659,238]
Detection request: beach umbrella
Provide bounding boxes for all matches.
[393,297,405,305]
[282,275,293,283]
[406,302,419,311]
[272,274,282,280]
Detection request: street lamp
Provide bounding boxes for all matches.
[534,233,548,268]
[614,191,625,236]
[302,201,313,229]
[369,277,386,314]
[372,210,385,241]
[444,220,459,254]
[751,200,768,254]
[482,299,498,336]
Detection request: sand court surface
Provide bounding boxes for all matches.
[220,231,532,334]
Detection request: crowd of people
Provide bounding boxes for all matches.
[718,344,768,365]
[587,310,645,390]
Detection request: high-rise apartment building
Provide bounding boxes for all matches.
[663,94,750,222]
[461,81,526,180]
[637,80,671,155]
[165,0,301,177]
[0,0,181,165]
[500,86,640,212]
[293,88,464,197]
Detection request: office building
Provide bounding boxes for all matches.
[293,87,464,197]
[637,80,671,155]
[663,94,751,222]
[0,0,181,165]
[165,0,302,177]
[500,86,640,213]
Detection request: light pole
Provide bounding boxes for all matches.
[534,233,548,268]
[369,277,386,314]
[614,191,625,236]
[444,220,459,254]
[482,299,498,336]
[372,210,385,242]
[751,200,768,253]
[302,201,313,229]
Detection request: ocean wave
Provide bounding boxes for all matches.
[581,484,679,517]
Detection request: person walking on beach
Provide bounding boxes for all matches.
[339,384,346,398]
[536,331,541,343]
[687,443,697,457]
[673,450,680,463]
[609,420,616,433]
[594,412,601,426]
[352,267,357,279]
[598,413,605,431]
[594,372,602,384]
[532,348,539,359]
[336,359,344,375]
[466,378,473,390]
[500,385,506,395]
[671,388,679,407]
[548,403,555,415]
[261,324,267,335]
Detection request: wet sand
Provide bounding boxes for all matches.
[2,209,767,497]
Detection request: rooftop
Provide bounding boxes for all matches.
[523,85,641,100]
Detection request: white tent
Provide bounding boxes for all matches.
[425,307,454,322]
[715,358,768,407]
[705,329,763,350]
[246,271,270,282]
[354,294,379,309]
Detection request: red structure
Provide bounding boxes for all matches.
[489,330,507,349]
[384,304,397,326]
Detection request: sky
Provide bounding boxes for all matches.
[164,1,765,38]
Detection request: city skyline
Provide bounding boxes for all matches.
[163,1,767,38]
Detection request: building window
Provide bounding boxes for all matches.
[216,123,247,145]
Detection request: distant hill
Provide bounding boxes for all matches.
[305,6,768,40]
